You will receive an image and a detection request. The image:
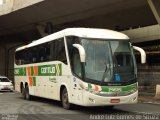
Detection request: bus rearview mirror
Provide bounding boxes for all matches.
[133,46,146,64]
[72,44,86,62]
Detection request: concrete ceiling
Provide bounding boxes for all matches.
[0,0,157,42]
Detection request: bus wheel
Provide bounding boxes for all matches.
[61,88,71,109]
[25,85,31,100]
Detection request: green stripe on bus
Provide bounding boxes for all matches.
[15,64,62,76]
[101,83,137,92]
[14,67,26,76]
[101,86,108,92]
[87,83,137,92]
[88,83,92,89]
[58,64,62,76]
[33,77,36,86]
[31,66,34,76]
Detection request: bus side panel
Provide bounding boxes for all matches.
[47,63,72,101]
[22,62,72,101]
[14,66,26,93]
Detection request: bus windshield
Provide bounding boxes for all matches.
[67,37,136,85]
[81,39,112,82]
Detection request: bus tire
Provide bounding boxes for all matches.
[61,87,72,110]
[25,85,31,100]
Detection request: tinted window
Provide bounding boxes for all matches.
[15,38,67,65]
[54,39,67,64]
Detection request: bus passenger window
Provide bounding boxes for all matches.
[53,39,67,64]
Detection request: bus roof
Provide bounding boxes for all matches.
[16,28,129,51]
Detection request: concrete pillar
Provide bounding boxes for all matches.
[7,43,23,80]
[0,45,6,76]
[7,47,16,81]
[147,0,160,25]
[0,42,23,80]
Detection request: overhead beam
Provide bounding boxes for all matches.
[147,0,160,25]
[39,1,146,26]
[122,25,160,43]
[0,0,44,16]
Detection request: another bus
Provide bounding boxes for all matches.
[14,28,146,109]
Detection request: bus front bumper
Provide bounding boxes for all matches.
[83,91,138,106]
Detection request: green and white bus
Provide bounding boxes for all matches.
[14,28,146,109]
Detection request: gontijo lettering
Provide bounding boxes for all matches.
[41,66,55,74]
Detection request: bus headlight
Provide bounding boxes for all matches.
[87,89,100,95]
[79,83,100,95]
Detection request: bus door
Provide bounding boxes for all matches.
[70,76,83,104]
[70,52,83,104]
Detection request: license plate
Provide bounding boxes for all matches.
[110,99,120,103]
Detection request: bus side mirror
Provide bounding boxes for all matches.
[133,46,146,64]
[72,44,86,62]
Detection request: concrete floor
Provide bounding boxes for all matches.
[0,92,160,120]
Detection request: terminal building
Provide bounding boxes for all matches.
[0,0,160,93]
